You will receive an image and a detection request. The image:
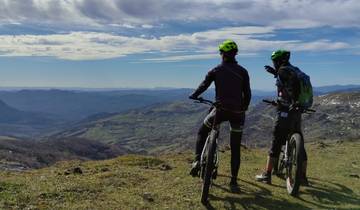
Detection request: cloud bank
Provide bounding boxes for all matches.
[0,0,359,29]
[0,27,350,60]
[0,1,358,61]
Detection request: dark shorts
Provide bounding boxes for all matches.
[203,108,245,133]
[269,109,307,160]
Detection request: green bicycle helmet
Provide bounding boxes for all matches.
[271,49,290,61]
[219,39,238,53]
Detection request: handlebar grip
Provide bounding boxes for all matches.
[192,97,215,106]
[262,99,278,106]
[262,99,273,104]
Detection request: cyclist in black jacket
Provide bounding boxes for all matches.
[189,40,251,190]
[255,50,308,185]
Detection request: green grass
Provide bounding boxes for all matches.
[1,141,359,209]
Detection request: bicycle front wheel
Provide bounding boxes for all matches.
[286,133,304,196]
[201,131,217,204]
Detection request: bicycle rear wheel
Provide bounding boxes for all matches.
[286,133,304,196]
[200,131,217,204]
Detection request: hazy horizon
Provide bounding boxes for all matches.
[0,84,359,93]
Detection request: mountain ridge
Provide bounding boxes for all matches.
[50,90,360,154]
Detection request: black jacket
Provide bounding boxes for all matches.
[191,60,251,111]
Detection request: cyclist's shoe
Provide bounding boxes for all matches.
[301,176,309,186]
[229,178,240,193]
[255,171,271,184]
[189,161,200,177]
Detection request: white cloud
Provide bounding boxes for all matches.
[0,26,350,61]
[143,54,220,62]
[141,24,154,29]
[142,52,257,63]
[0,0,359,29]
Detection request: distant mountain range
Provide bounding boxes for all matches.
[0,84,357,122]
[0,100,62,138]
[0,85,358,138]
[0,89,190,121]
[0,89,195,137]
[51,90,360,155]
[313,84,360,93]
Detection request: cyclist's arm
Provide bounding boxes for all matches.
[242,70,251,110]
[190,69,215,98]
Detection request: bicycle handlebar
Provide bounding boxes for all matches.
[192,97,216,107]
[262,99,316,113]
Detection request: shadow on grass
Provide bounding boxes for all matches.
[202,174,359,209]
[208,176,310,210]
[298,177,360,209]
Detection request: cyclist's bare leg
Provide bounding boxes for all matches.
[255,156,277,184]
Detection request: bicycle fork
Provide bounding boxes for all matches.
[284,141,290,168]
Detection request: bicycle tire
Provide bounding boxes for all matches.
[286,133,304,196]
[201,131,217,204]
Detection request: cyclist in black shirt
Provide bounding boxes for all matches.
[189,40,251,190]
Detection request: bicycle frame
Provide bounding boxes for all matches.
[200,116,220,178]
[192,97,222,204]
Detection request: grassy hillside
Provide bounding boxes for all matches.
[1,141,359,209]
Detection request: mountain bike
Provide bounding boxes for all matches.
[263,99,315,196]
[193,98,220,204]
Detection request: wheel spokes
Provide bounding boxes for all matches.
[287,140,297,188]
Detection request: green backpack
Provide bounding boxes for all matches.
[291,67,313,109]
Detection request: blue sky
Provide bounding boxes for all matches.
[0,0,359,90]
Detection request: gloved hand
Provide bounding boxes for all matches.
[264,65,277,77]
[189,94,198,100]
[289,101,301,111]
